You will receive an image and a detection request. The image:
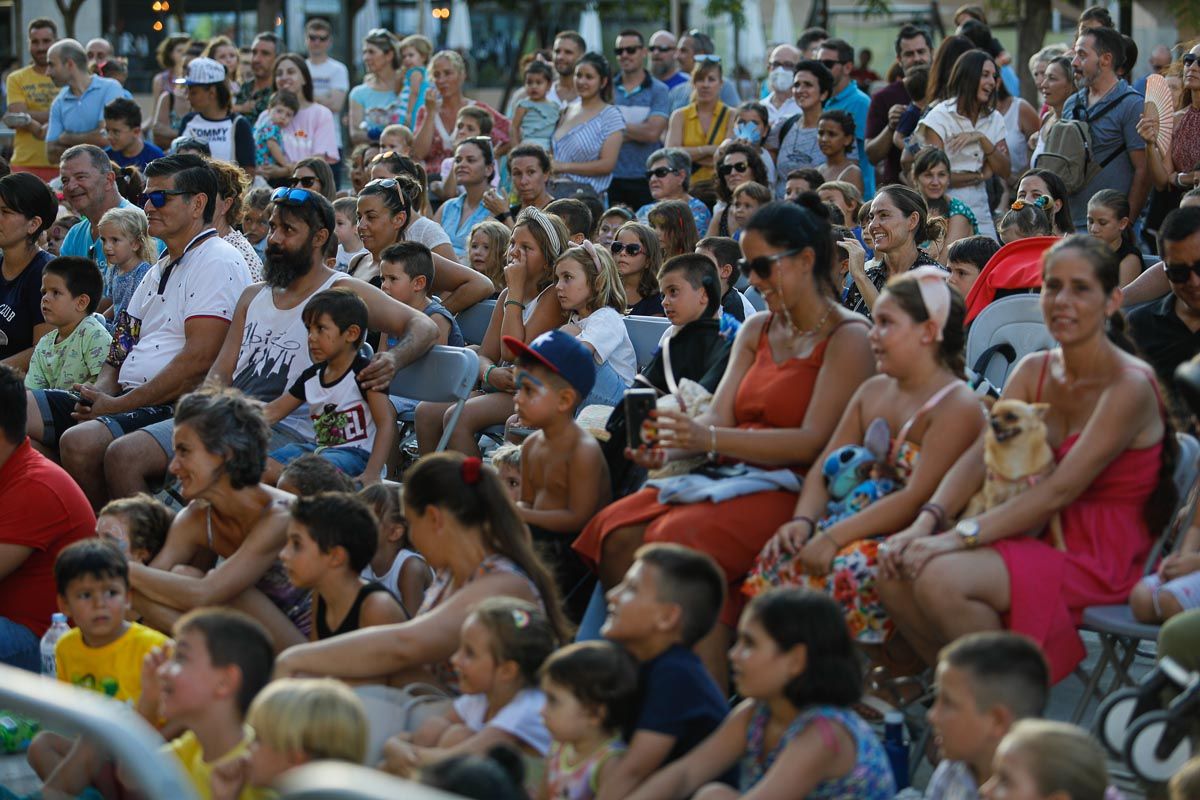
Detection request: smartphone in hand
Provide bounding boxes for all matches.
[624,388,657,449]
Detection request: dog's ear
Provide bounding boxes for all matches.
[1031,402,1050,419]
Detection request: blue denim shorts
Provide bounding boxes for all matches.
[270,442,371,476]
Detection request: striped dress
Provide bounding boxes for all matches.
[551,104,626,197]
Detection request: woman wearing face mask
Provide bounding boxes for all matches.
[707,141,770,237]
[635,148,711,235]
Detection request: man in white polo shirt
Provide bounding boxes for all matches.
[25,153,251,508]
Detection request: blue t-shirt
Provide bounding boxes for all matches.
[106,141,164,172]
[825,81,874,199]
[635,644,729,764]
[103,261,153,333]
[614,73,671,179]
[60,197,165,277]
[47,76,130,142]
[388,297,464,349]
[1062,80,1146,231]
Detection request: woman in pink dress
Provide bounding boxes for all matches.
[255,54,340,184]
[876,234,1176,683]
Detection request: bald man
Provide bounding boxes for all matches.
[85,38,113,64]
[649,30,687,89]
[45,39,130,162]
[764,44,801,125]
[1134,45,1173,95]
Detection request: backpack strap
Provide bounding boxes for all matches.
[776,113,801,148]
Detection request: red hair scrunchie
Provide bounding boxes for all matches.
[461,456,483,485]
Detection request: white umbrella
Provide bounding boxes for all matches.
[770,0,795,45]
[738,0,767,74]
[579,4,602,53]
[448,0,473,51]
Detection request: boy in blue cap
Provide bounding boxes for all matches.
[503,330,611,621]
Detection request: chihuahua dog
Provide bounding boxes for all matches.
[963,399,1065,550]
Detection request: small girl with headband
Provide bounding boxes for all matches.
[998,196,1054,244]
[748,267,987,646]
[553,241,637,406]
[381,597,557,795]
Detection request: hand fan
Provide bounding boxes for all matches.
[1144,73,1175,156]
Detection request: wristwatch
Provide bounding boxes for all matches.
[955,518,981,549]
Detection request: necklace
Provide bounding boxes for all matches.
[789,302,835,337]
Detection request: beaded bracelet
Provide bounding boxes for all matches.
[504,299,527,310]
[918,503,946,530]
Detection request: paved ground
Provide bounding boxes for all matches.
[0,632,1162,797]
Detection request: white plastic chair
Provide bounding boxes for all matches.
[1070,432,1200,723]
[624,314,671,371]
[455,298,496,347]
[965,294,1055,389]
[389,345,480,453]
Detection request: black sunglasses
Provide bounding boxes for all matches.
[819,59,840,69]
[288,175,320,188]
[718,161,750,177]
[139,188,193,208]
[1166,261,1200,283]
[613,45,641,56]
[737,248,802,278]
[646,166,677,179]
[307,33,330,41]
[610,241,643,256]
[1185,54,1199,67]
[648,45,674,54]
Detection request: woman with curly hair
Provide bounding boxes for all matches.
[707,141,769,237]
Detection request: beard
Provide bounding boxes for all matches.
[263,235,317,288]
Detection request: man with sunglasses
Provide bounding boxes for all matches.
[233,33,279,119]
[648,31,687,90]
[669,30,741,114]
[612,29,671,212]
[818,37,873,199]
[305,18,349,185]
[25,154,253,509]
[1128,206,1200,428]
[102,185,439,500]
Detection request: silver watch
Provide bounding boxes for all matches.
[955,518,981,549]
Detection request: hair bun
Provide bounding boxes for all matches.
[794,191,831,221]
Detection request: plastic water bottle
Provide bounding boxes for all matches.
[39,613,69,677]
[883,710,910,790]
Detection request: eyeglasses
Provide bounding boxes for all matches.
[648,45,674,54]
[718,161,750,177]
[139,188,193,208]
[613,46,642,56]
[288,175,320,188]
[1185,54,1199,68]
[737,248,802,278]
[1165,261,1200,283]
[768,60,798,71]
[646,166,677,179]
[610,241,643,256]
[819,59,841,69]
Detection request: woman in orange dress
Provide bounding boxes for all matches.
[573,197,875,681]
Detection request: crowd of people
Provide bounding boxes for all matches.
[0,4,1199,799]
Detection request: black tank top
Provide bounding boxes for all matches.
[315,581,392,639]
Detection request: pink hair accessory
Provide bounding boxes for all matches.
[909,266,951,342]
[579,239,604,272]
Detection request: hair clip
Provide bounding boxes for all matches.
[461,456,482,485]
[511,609,531,628]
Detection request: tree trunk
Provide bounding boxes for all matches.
[54,0,86,39]
[257,0,281,37]
[1015,0,1051,105]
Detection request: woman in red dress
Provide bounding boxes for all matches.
[573,197,875,681]
[877,235,1175,683]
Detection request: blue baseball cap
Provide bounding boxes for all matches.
[503,330,595,401]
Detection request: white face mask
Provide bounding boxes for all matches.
[768,67,793,93]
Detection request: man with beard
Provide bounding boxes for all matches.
[548,30,585,106]
[648,31,687,90]
[25,154,250,509]
[102,186,438,499]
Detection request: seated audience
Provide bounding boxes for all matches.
[707,142,770,238]
[879,235,1174,684]
[276,453,355,496]
[946,235,1001,300]
[594,206,634,248]
[612,221,664,317]
[358,482,432,616]
[998,198,1055,244]
[95,493,173,565]
[546,198,595,245]
[981,720,1110,800]
[23,256,110,391]
[1015,169,1075,235]
[647,199,698,260]
[635,148,711,236]
[697,236,756,321]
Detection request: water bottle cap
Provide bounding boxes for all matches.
[884,710,904,724]
[51,613,67,623]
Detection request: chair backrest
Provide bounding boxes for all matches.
[624,314,671,370]
[456,299,496,346]
[744,286,766,312]
[280,762,462,799]
[965,295,1056,388]
[1143,432,1200,573]
[388,345,479,404]
[1143,253,1161,272]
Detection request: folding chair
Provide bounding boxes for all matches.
[389,345,480,454]
[624,314,671,371]
[745,286,767,312]
[455,299,496,347]
[1070,432,1200,723]
[964,294,1056,389]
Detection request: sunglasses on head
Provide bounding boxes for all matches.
[613,46,641,56]
[646,166,677,179]
[288,175,320,188]
[695,54,722,63]
[610,241,643,256]
[1185,54,1199,67]
[737,248,802,278]
[139,188,193,208]
[718,161,750,177]
[1165,261,1200,283]
[271,187,316,205]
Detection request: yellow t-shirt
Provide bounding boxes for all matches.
[165,726,274,800]
[54,622,169,703]
[6,65,57,168]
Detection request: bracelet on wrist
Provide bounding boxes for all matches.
[503,299,527,310]
[918,503,946,531]
[484,364,498,387]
